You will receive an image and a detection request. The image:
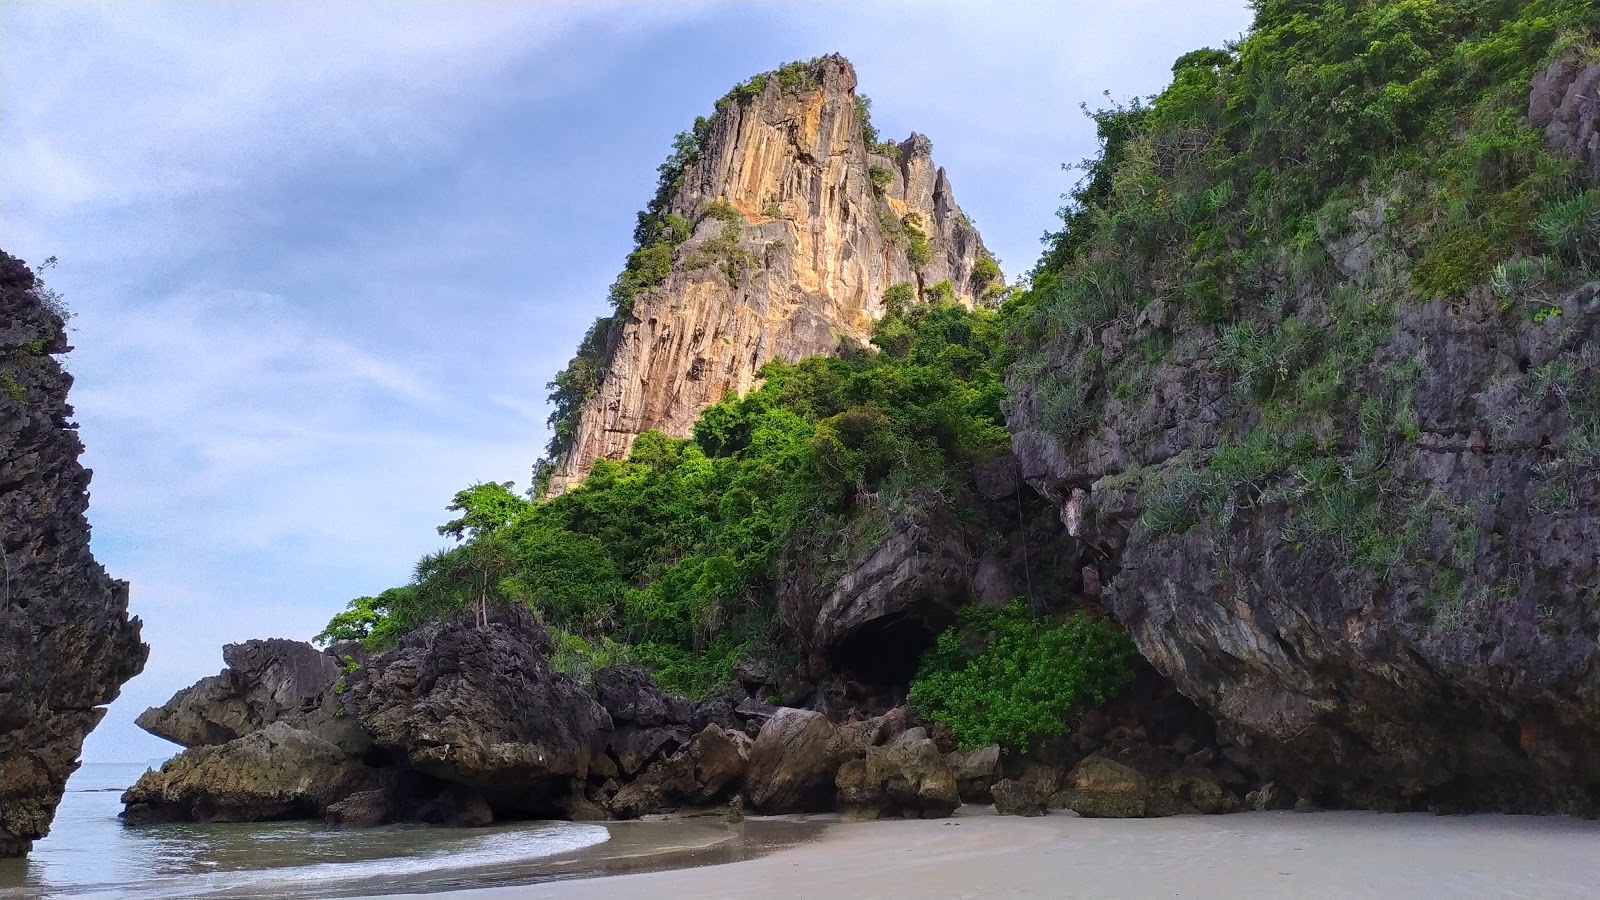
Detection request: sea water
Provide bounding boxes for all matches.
[0,763,610,899]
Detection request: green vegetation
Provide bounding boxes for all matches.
[868,164,894,191]
[1,370,23,404]
[972,256,1001,286]
[909,603,1137,751]
[1010,0,1599,595]
[323,294,1014,696]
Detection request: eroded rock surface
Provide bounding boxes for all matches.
[0,252,147,857]
[745,707,844,813]
[546,55,995,495]
[351,607,611,817]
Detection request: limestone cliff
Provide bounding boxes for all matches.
[0,251,147,857]
[545,55,996,495]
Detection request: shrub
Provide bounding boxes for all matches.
[868,164,893,191]
[972,256,1001,286]
[910,603,1137,751]
[1536,189,1600,270]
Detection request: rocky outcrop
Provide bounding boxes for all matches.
[990,778,1047,817]
[745,707,844,813]
[946,743,1001,804]
[836,728,960,819]
[1010,219,1600,812]
[0,252,147,857]
[120,722,377,825]
[136,638,368,755]
[351,606,611,818]
[608,724,752,818]
[1055,755,1150,818]
[1528,50,1600,179]
[546,55,996,495]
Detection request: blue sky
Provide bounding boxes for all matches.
[0,1,1253,764]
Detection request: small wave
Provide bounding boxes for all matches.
[40,823,611,900]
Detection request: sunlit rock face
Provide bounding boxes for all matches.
[545,54,993,495]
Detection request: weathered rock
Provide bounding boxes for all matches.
[609,724,752,818]
[1059,755,1149,819]
[946,744,1001,804]
[608,724,690,777]
[593,665,690,728]
[690,692,743,732]
[1009,203,1600,814]
[0,252,148,857]
[351,606,611,817]
[835,708,905,755]
[544,55,996,496]
[136,638,369,755]
[991,779,1047,817]
[846,728,960,819]
[121,722,376,825]
[1528,50,1600,179]
[1169,769,1227,815]
[324,789,393,828]
[778,490,971,658]
[745,708,844,813]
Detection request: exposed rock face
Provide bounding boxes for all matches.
[1528,51,1600,179]
[836,728,960,819]
[137,638,369,755]
[0,252,147,857]
[608,724,752,818]
[778,489,971,657]
[946,743,1001,804]
[351,607,611,817]
[744,707,844,813]
[120,722,377,825]
[546,55,995,495]
[1010,225,1600,814]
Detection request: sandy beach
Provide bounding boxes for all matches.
[365,809,1600,900]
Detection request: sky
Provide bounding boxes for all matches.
[0,0,1254,764]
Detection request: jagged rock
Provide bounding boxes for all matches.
[136,638,369,755]
[834,708,905,755]
[1169,769,1227,815]
[991,779,1047,817]
[1247,782,1298,812]
[946,744,1001,804]
[1009,219,1600,814]
[1058,755,1149,819]
[840,728,960,819]
[609,724,752,818]
[325,789,393,828]
[120,722,376,825]
[745,708,844,813]
[735,697,780,721]
[689,693,742,732]
[1528,50,1600,178]
[593,665,690,727]
[0,252,148,857]
[608,723,691,777]
[545,54,996,496]
[350,606,611,817]
[778,489,970,656]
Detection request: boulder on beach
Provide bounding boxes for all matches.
[991,778,1047,817]
[745,708,844,813]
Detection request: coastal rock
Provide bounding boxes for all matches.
[1528,51,1600,179]
[745,707,844,813]
[1057,755,1149,819]
[324,788,393,828]
[608,723,691,777]
[136,638,369,755]
[0,252,148,857]
[120,722,375,825]
[608,724,751,818]
[840,728,960,819]
[778,490,971,668]
[991,778,1047,817]
[545,54,996,496]
[946,744,1001,804]
[594,665,691,728]
[351,606,611,817]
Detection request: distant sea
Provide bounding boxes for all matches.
[0,763,610,899]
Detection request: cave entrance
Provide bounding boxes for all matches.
[831,609,952,687]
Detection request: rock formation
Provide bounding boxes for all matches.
[545,54,996,495]
[0,251,147,858]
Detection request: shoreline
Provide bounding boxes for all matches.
[356,808,1600,900]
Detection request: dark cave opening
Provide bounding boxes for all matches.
[831,609,952,687]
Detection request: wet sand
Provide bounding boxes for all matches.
[363,808,1600,900]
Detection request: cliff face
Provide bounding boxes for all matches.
[0,251,147,857]
[546,55,993,495]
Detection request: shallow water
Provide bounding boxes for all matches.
[0,764,611,900]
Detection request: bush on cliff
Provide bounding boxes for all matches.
[909,603,1137,751]
[320,295,1012,696]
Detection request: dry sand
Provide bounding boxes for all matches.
[368,808,1600,900]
